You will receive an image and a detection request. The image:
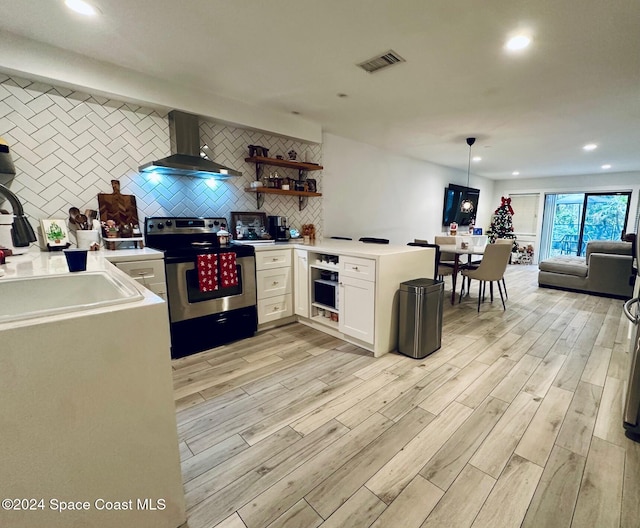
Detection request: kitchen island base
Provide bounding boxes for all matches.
[292,240,435,357]
[0,286,185,528]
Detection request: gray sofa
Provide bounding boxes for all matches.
[538,240,634,299]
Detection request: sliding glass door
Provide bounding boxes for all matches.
[540,192,631,259]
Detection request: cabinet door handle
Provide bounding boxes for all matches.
[272,281,279,286]
[352,266,359,271]
[272,305,280,311]
[130,268,153,277]
[272,257,279,261]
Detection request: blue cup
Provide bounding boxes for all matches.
[64,248,88,272]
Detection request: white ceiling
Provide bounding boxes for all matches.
[0,0,639,180]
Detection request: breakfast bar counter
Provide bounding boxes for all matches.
[249,239,435,357]
[0,248,185,528]
[249,238,432,258]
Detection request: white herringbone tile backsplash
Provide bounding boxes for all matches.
[0,74,322,246]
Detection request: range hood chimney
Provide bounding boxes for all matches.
[139,110,242,179]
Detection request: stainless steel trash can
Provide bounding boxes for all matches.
[398,278,444,359]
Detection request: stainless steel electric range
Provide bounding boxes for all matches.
[145,216,257,358]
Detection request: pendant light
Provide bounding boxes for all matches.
[460,137,476,212]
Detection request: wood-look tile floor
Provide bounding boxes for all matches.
[173,265,640,528]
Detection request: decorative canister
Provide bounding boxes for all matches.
[217,229,230,247]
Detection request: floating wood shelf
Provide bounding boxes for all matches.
[244,187,322,211]
[244,187,322,198]
[245,156,323,210]
[244,156,323,171]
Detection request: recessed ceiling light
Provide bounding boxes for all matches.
[65,0,99,16]
[512,171,520,176]
[583,143,598,151]
[505,35,531,52]
[472,156,482,162]
[601,164,611,169]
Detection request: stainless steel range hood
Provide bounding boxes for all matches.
[139,110,242,179]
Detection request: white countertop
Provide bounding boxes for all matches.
[100,247,164,263]
[244,238,429,258]
[0,247,163,279]
[0,248,164,331]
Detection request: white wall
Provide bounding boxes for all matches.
[493,172,640,262]
[322,133,495,244]
[494,171,640,234]
[0,74,323,247]
[0,32,321,144]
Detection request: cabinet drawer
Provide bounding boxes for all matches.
[257,268,292,299]
[255,248,292,270]
[115,260,166,296]
[340,256,376,281]
[258,293,293,323]
[142,282,167,300]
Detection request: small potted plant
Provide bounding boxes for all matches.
[103,220,119,238]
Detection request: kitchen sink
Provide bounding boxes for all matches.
[0,271,143,323]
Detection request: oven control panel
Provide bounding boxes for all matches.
[145,217,227,235]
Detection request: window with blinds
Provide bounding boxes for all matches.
[509,194,540,235]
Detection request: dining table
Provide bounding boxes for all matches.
[439,243,487,304]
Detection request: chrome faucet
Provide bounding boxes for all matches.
[0,184,37,247]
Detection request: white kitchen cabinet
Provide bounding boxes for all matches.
[256,247,293,325]
[307,251,376,343]
[339,274,375,344]
[114,258,167,300]
[257,267,292,297]
[295,241,434,356]
[258,294,293,324]
[255,248,291,270]
[340,255,376,281]
[294,249,309,317]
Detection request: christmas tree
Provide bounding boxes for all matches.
[487,196,518,251]
[46,221,65,242]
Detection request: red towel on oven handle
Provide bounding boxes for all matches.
[197,254,219,292]
[219,252,238,288]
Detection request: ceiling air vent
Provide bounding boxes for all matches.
[357,50,406,73]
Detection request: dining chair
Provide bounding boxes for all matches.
[433,235,456,268]
[459,242,512,311]
[494,238,515,298]
[407,242,452,282]
[359,237,389,244]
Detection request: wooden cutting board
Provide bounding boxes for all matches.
[97,180,140,229]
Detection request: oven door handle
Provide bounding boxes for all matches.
[164,254,197,265]
[164,250,248,265]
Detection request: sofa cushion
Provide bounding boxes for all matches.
[538,256,588,278]
[586,240,632,260]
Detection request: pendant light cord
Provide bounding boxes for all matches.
[467,143,472,187]
[466,136,475,187]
